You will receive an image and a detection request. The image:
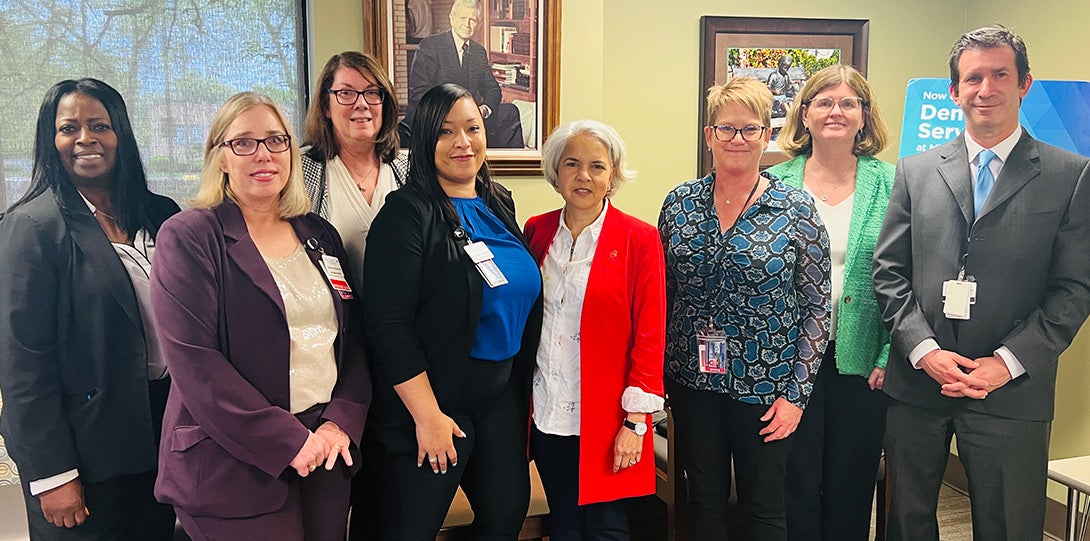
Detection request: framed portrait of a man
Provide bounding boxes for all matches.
[364,0,560,175]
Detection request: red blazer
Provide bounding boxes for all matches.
[525,204,665,504]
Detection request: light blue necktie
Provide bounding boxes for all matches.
[974,149,997,218]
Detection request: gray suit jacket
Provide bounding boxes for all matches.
[873,130,1090,421]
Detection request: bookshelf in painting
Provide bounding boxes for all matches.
[483,0,537,102]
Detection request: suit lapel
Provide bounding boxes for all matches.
[58,183,144,333]
[978,131,1040,220]
[215,201,286,317]
[291,216,345,329]
[937,137,975,227]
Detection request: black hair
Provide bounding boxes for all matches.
[406,83,508,226]
[8,78,161,238]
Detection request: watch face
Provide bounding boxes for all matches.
[635,422,647,436]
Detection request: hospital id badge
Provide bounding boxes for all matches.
[464,241,509,288]
[942,279,976,320]
[696,318,728,374]
[320,254,355,300]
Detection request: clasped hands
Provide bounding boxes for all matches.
[919,349,1012,399]
[289,420,353,477]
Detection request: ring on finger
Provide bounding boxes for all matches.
[308,464,317,472]
[430,456,439,463]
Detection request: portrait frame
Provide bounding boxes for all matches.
[364,0,561,176]
[699,16,870,174]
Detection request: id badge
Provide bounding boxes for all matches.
[319,254,355,300]
[463,241,509,288]
[942,279,976,320]
[696,318,728,374]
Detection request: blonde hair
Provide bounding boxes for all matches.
[190,92,309,218]
[705,77,772,127]
[777,65,890,157]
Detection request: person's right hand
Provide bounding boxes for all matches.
[39,478,88,528]
[918,349,985,389]
[289,431,331,477]
[415,412,465,475]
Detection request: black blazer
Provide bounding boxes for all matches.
[0,181,179,483]
[362,183,543,454]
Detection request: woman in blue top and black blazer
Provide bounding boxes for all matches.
[766,64,895,541]
[362,83,543,540]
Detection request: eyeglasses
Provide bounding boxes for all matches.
[328,88,385,106]
[220,134,292,156]
[710,124,767,142]
[806,97,868,112]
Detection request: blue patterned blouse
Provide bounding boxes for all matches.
[658,172,831,408]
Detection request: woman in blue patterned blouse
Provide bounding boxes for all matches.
[657,77,831,540]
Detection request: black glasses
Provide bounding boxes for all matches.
[710,124,767,142]
[806,97,868,112]
[220,135,292,156]
[328,88,385,106]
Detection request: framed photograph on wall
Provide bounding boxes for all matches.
[698,16,869,174]
[364,0,561,175]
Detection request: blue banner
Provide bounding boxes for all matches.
[899,78,1090,158]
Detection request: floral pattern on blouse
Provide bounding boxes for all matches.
[658,173,831,408]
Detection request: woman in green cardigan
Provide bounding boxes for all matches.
[766,64,894,541]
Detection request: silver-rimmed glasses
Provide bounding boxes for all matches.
[806,97,868,112]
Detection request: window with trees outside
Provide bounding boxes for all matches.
[0,1,307,210]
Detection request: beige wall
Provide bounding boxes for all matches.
[311,0,1090,503]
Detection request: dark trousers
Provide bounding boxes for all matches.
[484,103,525,148]
[377,358,530,541]
[668,379,793,541]
[530,425,630,541]
[23,378,174,541]
[885,398,1050,541]
[786,342,887,541]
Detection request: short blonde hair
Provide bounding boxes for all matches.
[777,65,890,157]
[541,120,636,196]
[706,77,772,128]
[190,92,309,218]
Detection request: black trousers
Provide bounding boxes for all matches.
[668,379,793,541]
[376,358,530,541]
[22,378,174,541]
[885,398,1050,541]
[786,342,887,541]
[530,425,629,541]
[484,103,525,148]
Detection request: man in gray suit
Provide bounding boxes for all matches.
[873,26,1090,540]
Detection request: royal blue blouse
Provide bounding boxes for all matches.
[658,173,831,408]
[452,196,541,361]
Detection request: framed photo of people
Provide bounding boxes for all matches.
[364,0,561,175]
[698,16,870,174]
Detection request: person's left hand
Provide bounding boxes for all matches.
[612,417,643,473]
[759,397,803,443]
[867,367,886,390]
[315,421,353,470]
[941,355,1012,399]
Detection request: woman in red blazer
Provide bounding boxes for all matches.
[524,120,666,540]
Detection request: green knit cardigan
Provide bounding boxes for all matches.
[767,154,894,376]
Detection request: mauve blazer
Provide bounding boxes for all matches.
[150,199,370,518]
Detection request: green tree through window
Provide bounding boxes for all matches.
[0,0,306,209]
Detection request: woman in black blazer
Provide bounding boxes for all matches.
[362,83,543,540]
[0,78,179,540]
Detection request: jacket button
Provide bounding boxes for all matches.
[843,295,852,304]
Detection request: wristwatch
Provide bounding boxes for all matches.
[623,418,648,436]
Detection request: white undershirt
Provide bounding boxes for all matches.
[807,190,853,338]
[326,156,398,288]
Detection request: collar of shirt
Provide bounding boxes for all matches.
[964,126,1023,179]
[453,35,469,61]
[556,199,609,259]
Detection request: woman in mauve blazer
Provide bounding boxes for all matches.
[151,92,369,540]
[523,120,666,540]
